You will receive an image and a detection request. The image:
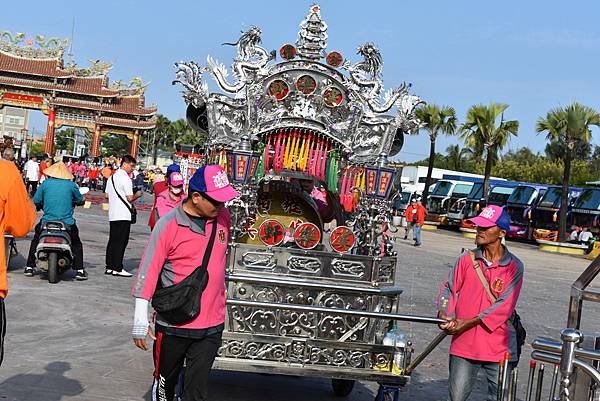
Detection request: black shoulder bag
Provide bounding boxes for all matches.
[111,175,137,224]
[151,220,217,325]
[469,251,526,360]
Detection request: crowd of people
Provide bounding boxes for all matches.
[10,153,178,198]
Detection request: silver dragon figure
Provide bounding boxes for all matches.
[344,43,409,114]
[206,26,274,93]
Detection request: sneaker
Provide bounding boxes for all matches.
[24,267,35,277]
[112,270,132,277]
[104,269,113,275]
[414,243,422,247]
[75,270,88,281]
[403,235,408,240]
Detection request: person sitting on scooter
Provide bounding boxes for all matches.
[25,162,87,280]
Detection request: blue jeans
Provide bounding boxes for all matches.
[448,355,501,401]
[413,224,422,245]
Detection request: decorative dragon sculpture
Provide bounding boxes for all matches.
[344,43,409,114]
[206,26,274,93]
[172,60,209,108]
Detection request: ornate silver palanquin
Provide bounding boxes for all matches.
[173,4,435,391]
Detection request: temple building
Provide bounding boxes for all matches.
[0,31,156,158]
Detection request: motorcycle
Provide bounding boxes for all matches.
[34,187,88,284]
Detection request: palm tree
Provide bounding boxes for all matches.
[460,102,519,203]
[415,104,457,201]
[536,102,600,242]
[152,114,174,164]
[445,144,467,171]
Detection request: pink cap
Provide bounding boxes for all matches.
[170,172,184,187]
[468,205,511,231]
[188,165,240,203]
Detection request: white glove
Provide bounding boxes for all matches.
[132,298,150,339]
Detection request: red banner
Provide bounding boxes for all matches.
[2,92,42,104]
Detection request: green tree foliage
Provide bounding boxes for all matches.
[409,145,600,188]
[545,138,592,161]
[536,102,600,241]
[414,104,457,201]
[55,128,77,154]
[101,133,131,157]
[460,102,519,201]
[29,141,45,156]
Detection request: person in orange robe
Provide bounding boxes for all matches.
[0,158,35,365]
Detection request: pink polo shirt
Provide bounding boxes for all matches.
[437,247,524,362]
[132,204,231,330]
[155,190,184,220]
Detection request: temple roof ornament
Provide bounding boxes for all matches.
[0,31,69,60]
[296,4,328,60]
[174,4,423,163]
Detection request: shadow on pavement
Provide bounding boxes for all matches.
[142,370,375,401]
[0,361,84,401]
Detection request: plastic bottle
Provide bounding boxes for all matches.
[392,332,406,374]
[377,330,395,371]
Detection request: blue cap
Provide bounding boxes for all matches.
[166,163,180,184]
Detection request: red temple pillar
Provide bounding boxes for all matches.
[44,107,56,156]
[91,123,102,157]
[129,130,139,158]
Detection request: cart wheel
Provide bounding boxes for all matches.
[331,379,355,397]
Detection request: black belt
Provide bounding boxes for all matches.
[155,322,224,339]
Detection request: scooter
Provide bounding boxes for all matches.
[34,187,88,284]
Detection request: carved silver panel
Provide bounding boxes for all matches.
[287,256,322,275]
[331,259,365,279]
[241,251,276,271]
[218,338,386,370]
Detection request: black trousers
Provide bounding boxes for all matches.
[0,299,5,367]
[27,222,84,270]
[105,220,131,272]
[152,330,222,401]
[26,180,38,196]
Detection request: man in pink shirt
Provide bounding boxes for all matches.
[437,205,523,401]
[131,165,238,401]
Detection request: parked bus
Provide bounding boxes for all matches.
[425,180,473,225]
[532,186,584,242]
[505,184,548,240]
[570,188,600,236]
[447,182,483,228]
[459,181,520,231]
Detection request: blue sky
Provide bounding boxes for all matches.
[5,0,600,162]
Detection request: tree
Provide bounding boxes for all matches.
[55,128,77,154]
[101,133,131,157]
[536,102,600,242]
[151,114,174,164]
[414,104,457,201]
[171,118,206,147]
[545,137,592,161]
[445,144,467,171]
[460,102,519,203]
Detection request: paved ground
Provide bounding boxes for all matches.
[1,202,598,401]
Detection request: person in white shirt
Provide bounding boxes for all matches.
[569,226,581,242]
[104,155,142,277]
[578,227,594,244]
[23,156,39,196]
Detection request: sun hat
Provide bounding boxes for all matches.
[469,205,511,231]
[188,165,239,202]
[169,172,184,187]
[43,162,74,180]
